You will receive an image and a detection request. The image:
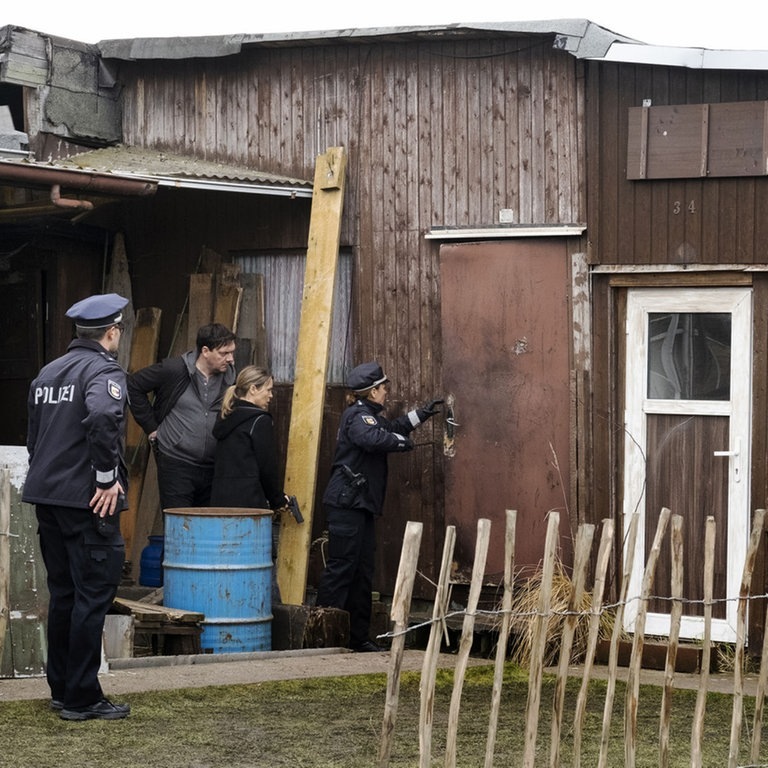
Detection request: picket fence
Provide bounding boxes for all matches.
[377,508,768,768]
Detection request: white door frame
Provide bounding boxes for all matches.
[623,287,752,643]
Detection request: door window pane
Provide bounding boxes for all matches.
[647,312,731,400]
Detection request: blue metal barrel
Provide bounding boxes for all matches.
[163,508,273,653]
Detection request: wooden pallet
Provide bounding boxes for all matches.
[111,597,204,656]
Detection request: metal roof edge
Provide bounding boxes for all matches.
[97,19,634,61]
[594,42,768,70]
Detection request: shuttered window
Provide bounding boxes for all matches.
[627,101,768,179]
[237,251,352,384]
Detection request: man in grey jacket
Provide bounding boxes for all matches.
[127,323,236,510]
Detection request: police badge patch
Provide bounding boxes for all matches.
[362,415,377,425]
[107,379,123,400]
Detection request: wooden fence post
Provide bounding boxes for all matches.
[484,510,517,768]
[0,468,9,663]
[573,518,615,768]
[522,511,560,768]
[625,506,671,768]
[419,525,456,768]
[549,522,594,768]
[379,520,423,768]
[691,516,716,768]
[659,514,683,768]
[728,507,766,768]
[597,512,639,768]
[444,518,491,768]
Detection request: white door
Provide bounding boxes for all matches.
[623,287,752,642]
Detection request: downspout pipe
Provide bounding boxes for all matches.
[50,184,94,210]
[0,162,157,197]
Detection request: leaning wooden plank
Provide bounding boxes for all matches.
[484,510,517,768]
[691,517,716,768]
[122,308,162,563]
[128,450,162,582]
[213,262,242,330]
[728,508,766,768]
[445,518,492,768]
[187,273,213,349]
[624,507,671,768]
[105,231,135,371]
[550,522,595,768]
[419,525,456,768]
[573,518,615,768]
[276,147,347,606]
[659,514,684,768]
[378,521,423,768]
[522,512,560,768]
[237,273,267,366]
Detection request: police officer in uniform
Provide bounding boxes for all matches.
[24,293,131,720]
[316,361,442,652]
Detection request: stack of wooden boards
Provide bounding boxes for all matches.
[108,594,204,657]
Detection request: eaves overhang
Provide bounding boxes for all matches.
[0,147,314,199]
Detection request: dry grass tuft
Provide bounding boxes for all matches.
[507,557,618,668]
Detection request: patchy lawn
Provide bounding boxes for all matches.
[3,665,763,767]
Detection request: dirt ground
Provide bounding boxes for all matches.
[0,647,492,703]
[0,645,755,705]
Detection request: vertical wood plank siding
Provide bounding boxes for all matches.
[587,61,768,266]
[117,36,584,591]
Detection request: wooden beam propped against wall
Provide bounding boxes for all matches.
[276,146,347,606]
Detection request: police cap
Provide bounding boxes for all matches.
[65,293,129,329]
[346,361,389,392]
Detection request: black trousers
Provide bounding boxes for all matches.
[316,505,376,648]
[157,453,214,510]
[35,504,124,708]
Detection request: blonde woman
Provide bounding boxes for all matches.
[210,366,287,511]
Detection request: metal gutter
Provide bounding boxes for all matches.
[0,159,157,196]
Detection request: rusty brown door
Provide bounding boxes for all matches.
[623,287,752,642]
[439,239,572,579]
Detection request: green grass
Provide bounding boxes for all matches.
[3,665,765,767]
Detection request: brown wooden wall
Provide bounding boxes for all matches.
[585,61,768,266]
[110,34,586,593]
[584,62,768,645]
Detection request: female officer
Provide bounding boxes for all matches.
[316,361,442,652]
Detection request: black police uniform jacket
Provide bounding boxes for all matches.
[23,339,128,509]
[209,399,285,510]
[322,398,422,516]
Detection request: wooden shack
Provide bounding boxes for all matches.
[2,21,768,649]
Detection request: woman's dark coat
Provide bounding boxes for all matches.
[210,399,284,509]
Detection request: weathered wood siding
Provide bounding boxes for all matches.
[114,35,585,592]
[586,62,768,266]
[585,61,768,645]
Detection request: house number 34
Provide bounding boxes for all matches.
[673,200,696,214]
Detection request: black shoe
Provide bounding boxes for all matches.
[351,640,386,653]
[60,698,130,721]
[50,699,64,711]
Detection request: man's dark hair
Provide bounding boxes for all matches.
[76,326,109,342]
[196,323,236,355]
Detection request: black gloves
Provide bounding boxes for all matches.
[418,398,444,422]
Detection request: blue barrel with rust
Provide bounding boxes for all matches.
[163,508,273,654]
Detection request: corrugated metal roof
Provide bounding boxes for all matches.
[50,146,313,197]
[96,18,768,72]
[98,19,637,61]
